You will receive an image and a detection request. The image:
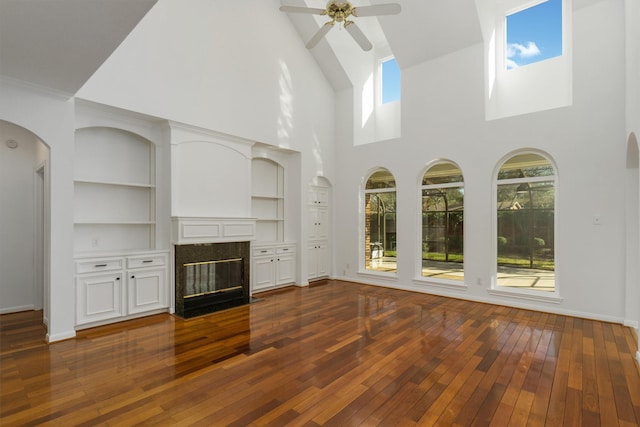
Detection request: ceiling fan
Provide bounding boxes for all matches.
[280,1,401,51]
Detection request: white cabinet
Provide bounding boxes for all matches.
[251,244,296,293]
[309,206,329,241]
[76,270,125,324]
[308,243,329,280]
[127,269,166,315]
[308,182,331,281]
[75,251,168,327]
[309,186,329,206]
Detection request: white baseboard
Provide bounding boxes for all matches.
[46,330,76,343]
[0,304,34,314]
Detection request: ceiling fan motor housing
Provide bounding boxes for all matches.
[326,1,353,22]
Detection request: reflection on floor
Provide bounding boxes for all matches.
[367,258,555,291]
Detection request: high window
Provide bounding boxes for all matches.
[381,57,400,104]
[421,162,464,281]
[506,0,563,70]
[364,169,397,273]
[496,153,556,292]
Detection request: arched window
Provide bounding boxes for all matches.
[421,162,464,281]
[364,169,397,273]
[496,153,556,292]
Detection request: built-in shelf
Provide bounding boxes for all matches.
[251,158,284,243]
[74,127,156,253]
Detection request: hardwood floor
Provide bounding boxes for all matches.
[1,280,639,426]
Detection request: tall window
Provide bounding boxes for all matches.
[364,169,397,272]
[421,162,464,281]
[381,57,400,104]
[496,153,556,292]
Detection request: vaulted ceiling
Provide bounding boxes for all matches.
[0,0,157,95]
[0,0,606,96]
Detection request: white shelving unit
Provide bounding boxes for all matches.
[74,127,156,252]
[73,125,168,328]
[251,156,296,293]
[251,158,284,243]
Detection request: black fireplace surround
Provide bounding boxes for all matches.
[175,242,250,318]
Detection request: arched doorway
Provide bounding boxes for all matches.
[0,120,50,327]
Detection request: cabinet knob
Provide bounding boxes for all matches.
[115,277,120,281]
[131,275,135,279]
[94,264,107,267]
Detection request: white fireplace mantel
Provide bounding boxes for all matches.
[171,217,256,245]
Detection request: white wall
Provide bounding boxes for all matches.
[0,80,76,341]
[333,0,629,322]
[76,0,335,157]
[0,121,39,312]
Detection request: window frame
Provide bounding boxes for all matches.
[504,0,563,71]
[418,161,465,285]
[490,150,562,303]
[379,56,401,105]
[360,168,398,279]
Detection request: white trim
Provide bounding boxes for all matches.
[0,305,35,314]
[172,217,256,244]
[357,270,397,281]
[488,288,563,304]
[333,277,623,324]
[492,149,560,296]
[0,75,72,99]
[412,278,468,291]
[623,320,639,329]
[47,330,77,343]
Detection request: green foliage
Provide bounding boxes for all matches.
[497,236,508,247]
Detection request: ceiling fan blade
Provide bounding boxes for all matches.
[344,21,372,51]
[351,3,401,17]
[279,5,326,15]
[306,22,334,49]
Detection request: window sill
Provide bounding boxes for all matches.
[487,288,563,304]
[412,277,468,291]
[358,270,397,281]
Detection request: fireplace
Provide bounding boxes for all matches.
[175,242,250,318]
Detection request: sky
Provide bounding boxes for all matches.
[506,0,563,69]
[382,58,401,103]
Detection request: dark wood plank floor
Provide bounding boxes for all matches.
[1,280,639,426]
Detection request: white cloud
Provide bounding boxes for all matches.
[507,41,541,59]
[506,58,519,70]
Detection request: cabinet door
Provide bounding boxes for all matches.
[309,186,329,206]
[308,244,329,280]
[253,257,276,291]
[76,273,124,324]
[307,245,318,279]
[127,268,167,315]
[315,244,329,278]
[309,207,329,241]
[276,253,296,285]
